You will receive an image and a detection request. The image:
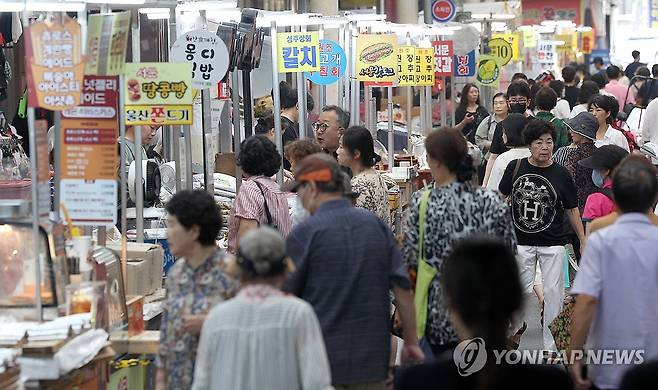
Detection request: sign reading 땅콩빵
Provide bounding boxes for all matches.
[123,63,193,125]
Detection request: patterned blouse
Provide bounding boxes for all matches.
[564,142,597,212]
[156,249,239,390]
[351,171,391,226]
[403,182,517,347]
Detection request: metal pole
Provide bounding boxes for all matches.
[350,22,359,125]
[338,23,346,108]
[201,89,214,195]
[242,71,253,137]
[183,125,193,190]
[173,126,182,192]
[440,77,446,127]
[118,74,128,282]
[427,85,433,130]
[27,106,42,321]
[424,0,432,24]
[297,25,308,139]
[53,113,61,221]
[449,75,455,126]
[364,85,371,129]
[270,21,284,185]
[387,86,394,171]
[405,33,413,149]
[231,71,242,190]
[131,11,144,243]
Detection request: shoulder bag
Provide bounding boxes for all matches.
[253,180,278,231]
[414,190,437,340]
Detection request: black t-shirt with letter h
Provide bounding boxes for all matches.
[499,158,578,247]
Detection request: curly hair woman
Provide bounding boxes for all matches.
[227,135,292,253]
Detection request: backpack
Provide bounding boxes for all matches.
[612,120,638,152]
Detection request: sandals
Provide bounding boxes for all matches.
[508,321,528,350]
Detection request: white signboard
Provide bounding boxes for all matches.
[60,180,118,226]
[170,29,230,90]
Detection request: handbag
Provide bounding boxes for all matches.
[549,294,575,353]
[414,191,437,340]
[506,158,523,205]
[253,180,278,231]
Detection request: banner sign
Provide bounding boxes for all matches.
[453,50,476,77]
[432,40,454,77]
[492,33,521,61]
[415,48,435,86]
[356,34,398,84]
[397,46,416,86]
[522,29,538,48]
[60,76,119,225]
[476,55,501,88]
[432,0,457,22]
[277,32,320,73]
[171,29,230,89]
[579,30,594,54]
[555,33,576,52]
[651,0,658,27]
[305,39,347,85]
[25,17,84,110]
[488,37,513,66]
[537,41,556,66]
[124,63,193,125]
[522,0,583,25]
[85,12,130,76]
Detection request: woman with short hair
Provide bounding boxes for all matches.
[588,94,630,152]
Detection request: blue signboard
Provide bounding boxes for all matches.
[305,39,347,85]
[453,50,476,77]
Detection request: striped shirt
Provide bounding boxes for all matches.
[191,284,333,390]
[227,176,292,253]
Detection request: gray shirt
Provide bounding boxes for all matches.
[571,213,658,389]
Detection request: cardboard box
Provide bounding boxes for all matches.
[106,243,164,297]
[215,152,236,176]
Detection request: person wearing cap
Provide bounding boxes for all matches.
[579,145,629,225]
[486,113,530,191]
[191,227,332,390]
[563,112,599,212]
[592,56,606,75]
[283,153,423,389]
[227,135,293,254]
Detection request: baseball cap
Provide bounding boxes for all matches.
[282,153,344,193]
[592,56,604,65]
[578,144,629,170]
[564,112,598,141]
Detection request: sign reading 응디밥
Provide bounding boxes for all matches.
[356,34,398,85]
[305,39,347,85]
[123,63,193,125]
[60,75,119,226]
[170,29,230,90]
[25,17,85,110]
[277,32,320,73]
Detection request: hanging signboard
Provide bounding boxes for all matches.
[488,37,513,67]
[397,46,416,86]
[522,29,538,49]
[415,48,435,86]
[579,30,594,54]
[305,39,347,85]
[85,12,130,76]
[555,33,575,53]
[123,63,193,125]
[492,33,521,61]
[537,41,556,66]
[522,0,583,25]
[453,50,476,77]
[432,40,454,77]
[356,34,397,84]
[476,55,501,88]
[170,29,230,90]
[432,0,457,23]
[651,0,658,27]
[25,17,84,110]
[60,76,119,226]
[276,32,320,73]
[34,119,51,223]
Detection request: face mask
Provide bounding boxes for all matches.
[509,102,527,114]
[592,170,605,188]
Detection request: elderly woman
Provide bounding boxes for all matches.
[192,227,333,390]
[156,190,239,390]
[227,135,293,253]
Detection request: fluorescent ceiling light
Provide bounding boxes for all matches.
[177,1,237,12]
[26,1,86,11]
[86,0,145,3]
[139,7,170,13]
[575,26,593,32]
[470,13,516,20]
[4,2,25,11]
[553,40,566,45]
[147,12,170,19]
[345,13,387,22]
[206,9,242,22]
[541,20,575,28]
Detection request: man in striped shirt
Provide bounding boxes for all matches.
[283,154,423,390]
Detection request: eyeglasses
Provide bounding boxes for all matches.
[312,122,330,133]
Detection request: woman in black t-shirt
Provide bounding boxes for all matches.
[455,83,489,143]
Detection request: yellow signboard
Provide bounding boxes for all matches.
[522,29,537,49]
[579,31,594,54]
[397,46,416,86]
[85,12,130,76]
[493,33,521,61]
[415,48,435,86]
[488,38,513,66]
[476,55,501,89]
[124,63,193,125]
[277,32,320,73]
[356,34,397,84]
[556,33,577,53]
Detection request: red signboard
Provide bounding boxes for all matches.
[432,41,454,77]
[522,0,583,25]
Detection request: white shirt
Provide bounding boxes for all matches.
[569,104,587,119]
[486,148,531,191]
[552,98,571,120]
[192,285,333,390]
[595,125,630,152]
[641,98,658,144]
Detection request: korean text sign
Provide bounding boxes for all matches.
[537,41,556,66]
[356,34,397,84]
[492,33,521,61]
[25,17,84,110]
[277,32,320,73]
[170,29,230,90]
[124,63,193,125]
[415,48,435,86]
[306,39,347,85]
[85,12,130,76]
[397,46,416,86]
[453,50,476,77]
[432,41,454,77]
[60,76,119,225]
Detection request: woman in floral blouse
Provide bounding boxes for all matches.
[337,126,391,225]
[156,190,238,390]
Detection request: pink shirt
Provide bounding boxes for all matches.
[227,176,292,253]
[582,180,615,220]
[604,79,635,108]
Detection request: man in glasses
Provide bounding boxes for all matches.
[482,82,534,186]
[313,105,350,160]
